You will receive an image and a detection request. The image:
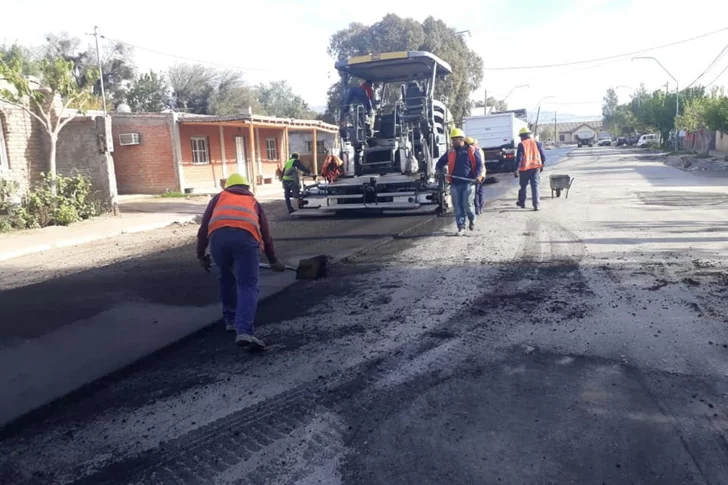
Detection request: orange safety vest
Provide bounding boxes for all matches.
[519,138,543,172]
[208,190,264,248]
[446,145,479,183]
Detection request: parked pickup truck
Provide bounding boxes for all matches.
[463,111,529,172]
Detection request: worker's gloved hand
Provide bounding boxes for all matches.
[477,175,485,183]
[199,254,212,272]
[513,171,519,179]
[270,260,286,272]
[540,167,544,173]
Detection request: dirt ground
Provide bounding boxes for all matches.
[2,147,728,484]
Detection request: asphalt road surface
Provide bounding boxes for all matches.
[3,146,728,484]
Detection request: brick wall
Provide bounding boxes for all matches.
[0,104,47,195]
[56,116,117,202]
[111,114,178,194]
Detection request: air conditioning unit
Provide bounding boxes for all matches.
[119,133,141,146]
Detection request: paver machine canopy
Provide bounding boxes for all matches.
[336,51,454,178]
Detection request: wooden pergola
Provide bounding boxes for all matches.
[178,114,339,191]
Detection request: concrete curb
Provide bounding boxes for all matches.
[0,215,200,263]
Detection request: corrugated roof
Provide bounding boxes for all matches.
[178,113,337,130]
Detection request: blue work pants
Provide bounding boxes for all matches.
[209,227,260,335]
[518,169,541,209]
[450,183,476,229]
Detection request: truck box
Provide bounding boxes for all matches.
[463,113,529,172]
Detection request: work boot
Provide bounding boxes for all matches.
[516,201,525,208]
[469,221,475,231]
[457,228,465,236]
[225,321,235,332]
[534,207,540,212]
[236,333,266,350]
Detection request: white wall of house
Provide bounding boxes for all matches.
[716,131,728,153]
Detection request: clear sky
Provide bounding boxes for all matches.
[4,0,728,120]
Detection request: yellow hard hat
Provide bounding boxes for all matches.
[465,136,476,145]
[450,127,465,138]
[519,127,531,136]
[224,173,249,188]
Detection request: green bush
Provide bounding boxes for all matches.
[0,173,107,232]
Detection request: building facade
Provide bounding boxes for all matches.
[111,113,338,195]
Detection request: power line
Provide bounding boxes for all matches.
[705,63,728,87]
[483,26,728,71]
[685,43,728,88]
[101,35,278,73]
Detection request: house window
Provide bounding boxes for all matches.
[305,140,326,153]
[266,138,278,160]
[559,134,565,142]
[191,137,209,164]
[0,118,8,169]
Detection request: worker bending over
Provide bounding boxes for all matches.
[436,128,485,235]
[466,136,487,215]
[514,127,546,211]
[197,173,285,350]
[281,152,312,214]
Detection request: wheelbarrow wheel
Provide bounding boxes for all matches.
[555,189,562,198]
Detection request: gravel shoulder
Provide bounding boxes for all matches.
[2,147,728,484]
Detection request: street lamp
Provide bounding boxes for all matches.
[484,84,529,115]
[433,30,470,53]
[503,84,530,103]
[632,56,679,151]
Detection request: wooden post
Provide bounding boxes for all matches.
[312,128,318,175]
[247,123,257,194]
[284,126,290,165]
[219,125,228,178]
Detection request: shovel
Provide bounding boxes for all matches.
[449,175,499,185]
[259,254,329,280]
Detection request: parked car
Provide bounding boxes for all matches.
[615,137,628,146]
[627,135,640,145]
[636,134,659,148]
[598,138,613,146]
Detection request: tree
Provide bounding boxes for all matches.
[325,14,483,124]
[474,97,507,113]
[210,71,263,115]
[0,57,98,193]
[602,88,619,134]
[167,63,217,113]
[677,87,728,153]
[43,32,135,107]
[257,80,317,119]
[126,70,170,112]
[0,43,39,76]
[538,125,553,142]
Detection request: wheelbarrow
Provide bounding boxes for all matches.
[549,174,575,199]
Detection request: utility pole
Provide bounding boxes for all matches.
[484,88,488,115]
[89,26,107,117]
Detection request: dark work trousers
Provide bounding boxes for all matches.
[518,168,541,209]
[475,181,486,214]
[282,180,299,213]
[209,227,260,336]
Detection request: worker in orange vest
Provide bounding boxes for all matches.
[436,128,485,235]
[514,127,546,211]
[197,173,285,350]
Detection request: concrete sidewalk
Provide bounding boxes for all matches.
[0,184,285,263]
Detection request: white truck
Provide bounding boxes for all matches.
[575,128,596,148]
[463,111,529,173]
